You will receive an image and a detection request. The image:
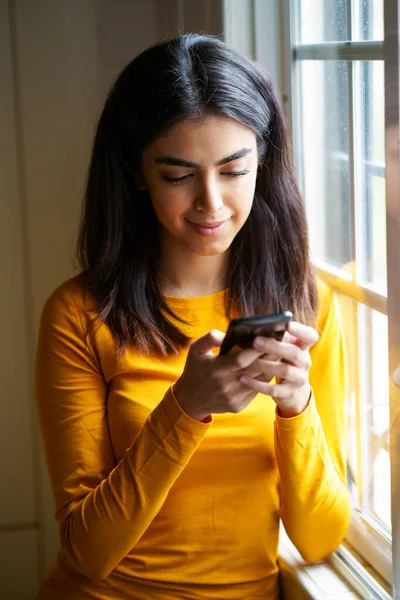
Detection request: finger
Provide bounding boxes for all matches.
[243,353,281,373]
[254,374,274,384]
[241,365,270,380]
[252,337,309,368]
[242,358,277,380]
[191,329,225,356]
[240,377,295,399]
[287,321,319,350]
[282,331,297,345]
[240,353,282,384]
[221,345,269,371]
[260,352,281,362]
[249,359,304,384]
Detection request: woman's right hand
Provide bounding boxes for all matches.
[173,329,267,421]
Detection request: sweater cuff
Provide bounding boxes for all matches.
[275,389,318,433]
[170,383,212,423]
[168,385,214,429]
[131,387,212,474]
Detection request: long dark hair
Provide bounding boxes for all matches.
[77,33,317,356]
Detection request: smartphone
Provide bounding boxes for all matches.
[219,311,293,356]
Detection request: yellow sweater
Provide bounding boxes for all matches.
[35,275,350,600]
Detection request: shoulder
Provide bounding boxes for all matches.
[36,276,112,380]
[40,274,99,328]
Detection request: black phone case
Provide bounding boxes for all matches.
[219,311,293,356]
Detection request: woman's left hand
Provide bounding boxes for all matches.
[240,321,319,418]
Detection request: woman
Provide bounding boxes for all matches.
[35,34,350,600]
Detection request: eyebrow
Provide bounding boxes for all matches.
[154,147,252,169]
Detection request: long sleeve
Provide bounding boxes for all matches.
[35,286,211,581]
[274,282,351,562]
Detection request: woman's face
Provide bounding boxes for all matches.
[140,115,258,258]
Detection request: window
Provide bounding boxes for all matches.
[284,0,400,594]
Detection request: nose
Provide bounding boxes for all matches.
[194,176,223,215]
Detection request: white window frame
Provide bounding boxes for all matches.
[281,0,400,596]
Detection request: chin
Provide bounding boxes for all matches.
[188,240,232,257]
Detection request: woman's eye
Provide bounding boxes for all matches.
[221,170,250,178]
[162,169,250,185]
[162,174,192,184]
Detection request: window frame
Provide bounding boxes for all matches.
[282,0,400,594]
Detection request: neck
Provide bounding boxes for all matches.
[159,247,230,298]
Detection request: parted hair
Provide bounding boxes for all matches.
[77,33,317,356]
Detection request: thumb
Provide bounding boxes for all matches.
[190,329,225,356]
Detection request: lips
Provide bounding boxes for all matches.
[186,218,231,236]
[189,221,227,228]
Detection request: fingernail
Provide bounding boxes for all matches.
[240,377,249,385]
[254,338,265,350]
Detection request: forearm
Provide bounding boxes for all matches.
[59,388,210,580]
[275,394,351,562]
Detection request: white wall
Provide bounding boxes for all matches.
[1,1,222,597]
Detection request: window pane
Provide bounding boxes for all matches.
[356,0,384,41]
[358,306,390,531]
[340,299,391,531]
[296,0,383,43]
[296,0,349,44]
[356,61,386,293]
[298,60,351,270]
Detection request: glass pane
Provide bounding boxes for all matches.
[296,0,383,43]
[356,61,386,293]
[356,0,384,41]
[336,296,391,531]
[298,61,352,270]
[358,306,390,531]
[296,0,349,44]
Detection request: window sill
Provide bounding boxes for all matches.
[278,527,389,600]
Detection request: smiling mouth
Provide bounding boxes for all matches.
[186,219,231,236]
[189,221,227,227]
